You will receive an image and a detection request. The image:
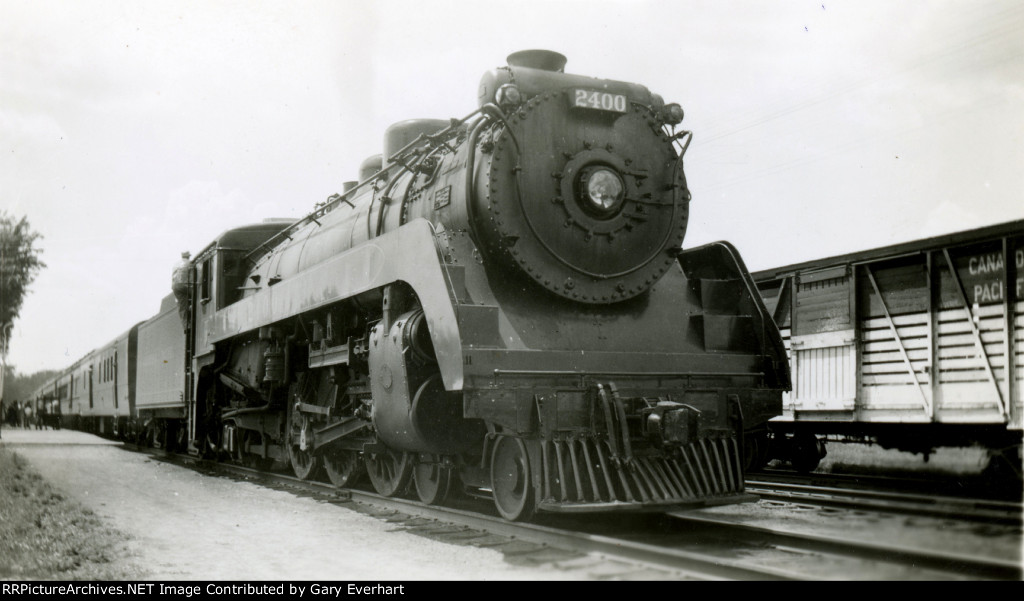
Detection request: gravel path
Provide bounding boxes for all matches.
[2,428,586,581]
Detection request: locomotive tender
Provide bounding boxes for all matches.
[752,220,1023,477]
[31,51,790,520]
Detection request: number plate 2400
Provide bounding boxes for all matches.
[571,89,628,113]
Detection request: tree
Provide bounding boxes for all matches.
[3,364,59,405]
[1,211,46,352]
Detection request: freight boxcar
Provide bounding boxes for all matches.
[752,220,1022,477]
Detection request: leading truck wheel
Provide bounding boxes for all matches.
[490,436,536,521]
[743,431,771,472]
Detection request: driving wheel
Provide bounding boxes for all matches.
[365,447,413,497]
[413,455,453,505]
[289,443,320,480]
[324,449,364,488]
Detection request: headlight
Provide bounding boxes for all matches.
[495,83,522,109]
[661,103,685,125]
[578,166,625,217]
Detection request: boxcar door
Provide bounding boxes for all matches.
[789,265,858,417]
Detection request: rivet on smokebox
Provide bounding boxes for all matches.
[565,278,575,289]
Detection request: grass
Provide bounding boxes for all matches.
[0,447,142,580]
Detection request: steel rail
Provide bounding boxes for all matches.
[142,448,801,580]
[132,446,1020,580]
[746,478,1022,525]
[667,512,1022,581]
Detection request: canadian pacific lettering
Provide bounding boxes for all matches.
[966,249,1024,303]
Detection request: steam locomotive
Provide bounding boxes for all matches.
[32,51,791,521]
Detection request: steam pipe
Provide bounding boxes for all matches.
[609,383,633,461]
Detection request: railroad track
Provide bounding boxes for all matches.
[751,467,1022,501]
[663,511,1021,580]
[746,474,1023,525]
[131,445,1020,580]
[158,450,786,580]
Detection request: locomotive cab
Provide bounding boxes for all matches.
[192,220,297,314]
[186,219,299,455]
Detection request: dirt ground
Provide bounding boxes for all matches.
[3,428,1018,581]
[1,428,590,581]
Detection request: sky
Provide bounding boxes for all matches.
[2,0,1022,375]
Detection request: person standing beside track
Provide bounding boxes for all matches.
[36,400,47,430]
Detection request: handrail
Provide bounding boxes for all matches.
[243,107,487,266]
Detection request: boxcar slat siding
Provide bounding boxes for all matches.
[864,338,930,353]
[864,349,930,363]
[941,302,1015,318]
[1016,296,1023,429]
[938,360,1008,375]
[863,373,929,386]
[861,313,930,329]
[935,315,1007,335]
[794,276,852,336]
[862,362,929,376]
[756,221,1023,437]
[859,262,928,319]
[860,324,930,342]
[939,344,1012,361]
